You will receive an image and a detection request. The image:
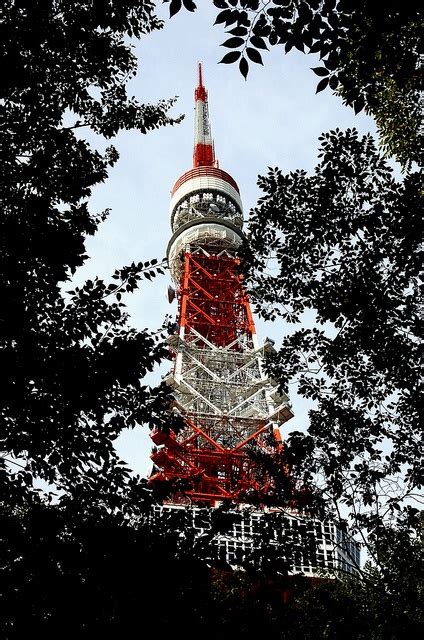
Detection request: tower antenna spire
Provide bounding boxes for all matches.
[193,63,216,168]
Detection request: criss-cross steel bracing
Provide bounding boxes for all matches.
[149,65,293,506]
[179,251,255,347]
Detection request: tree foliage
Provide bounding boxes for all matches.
[208,537,423,640]
[240,127,422,574]
[0,0,184,508]
[0,3,190,634]
[0,497,214,638]
[168,0,423,169]
[2,495,422,638]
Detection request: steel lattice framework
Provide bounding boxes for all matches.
[149,65,293,506]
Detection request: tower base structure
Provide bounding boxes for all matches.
[149,504,360,577]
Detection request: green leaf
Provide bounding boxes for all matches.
[215,9,232,24]
[182,0,197,11]
[325,55,339,71]
[229,26,248,36]
[309,41,322,53]
[354,95,365,114]
[269,31,278,46]
[329,75,339,90]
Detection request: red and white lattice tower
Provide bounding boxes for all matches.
[150,65,293,506]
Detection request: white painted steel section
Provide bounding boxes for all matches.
[166,326,293,423]
[174,324,185,384]
[195,99,212,146]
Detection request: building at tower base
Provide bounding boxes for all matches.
[149,505,360,577]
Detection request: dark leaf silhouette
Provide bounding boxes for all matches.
[206,0,421,168]
[246,47,263,65]
[221,36,244,48]
[239,56,249,79]
[311,66,330,76]
[169,0,182,18]
[316,76,329,92]
[219,50,242,64]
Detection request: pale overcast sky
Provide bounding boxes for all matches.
[72,4,378,476]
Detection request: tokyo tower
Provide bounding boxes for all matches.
[148,66,360,576]
[149,65,293,506]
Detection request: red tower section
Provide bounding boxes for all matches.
[150,66,293,506]
[179,252,255,348]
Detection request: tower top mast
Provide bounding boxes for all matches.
[193,63,217,168]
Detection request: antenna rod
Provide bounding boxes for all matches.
[193,64,216,167]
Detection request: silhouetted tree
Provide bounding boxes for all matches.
[236,127,423,629]
[0,3,188,635]
[0,0,183,504]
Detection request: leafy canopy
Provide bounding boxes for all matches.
[168,0,423,169]
[240,127,422,552]
[0,0,181,506]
